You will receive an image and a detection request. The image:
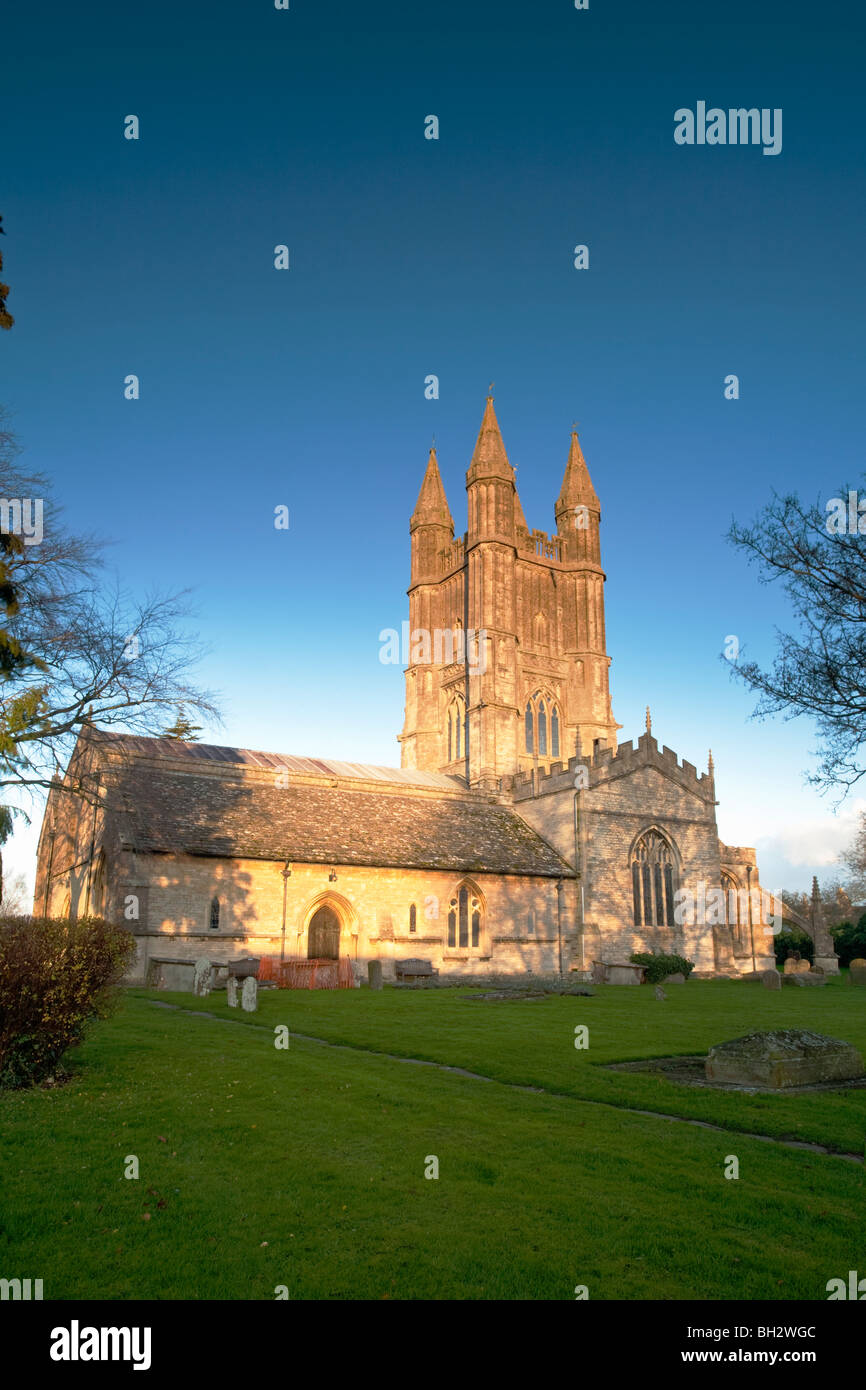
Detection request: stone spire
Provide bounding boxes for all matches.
[708,749,714,776]
[467,394,512,483]
[555,427,600,518]
[411,446,453,532]
[645,706,652,735]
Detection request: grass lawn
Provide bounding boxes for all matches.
[0,980,864,1300]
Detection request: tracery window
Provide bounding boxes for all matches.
[631,830,677,928]
[446,884,483,951]
[524,691,561,758]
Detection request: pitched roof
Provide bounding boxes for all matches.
[102,738,572,878]
[95,733,464,790]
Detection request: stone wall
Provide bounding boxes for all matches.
[103,851,570,984]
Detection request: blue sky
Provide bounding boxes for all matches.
[2,0,865,895]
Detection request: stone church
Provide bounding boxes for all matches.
[34,396,784,982]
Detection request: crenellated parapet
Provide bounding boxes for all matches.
[507,730,716,803]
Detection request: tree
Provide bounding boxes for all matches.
[728,486,866,795]
[0,870,30,915]
[0,214,13,330]
[162,709,203,741]
[0,411,218,810]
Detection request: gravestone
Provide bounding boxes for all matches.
[605,962,644,986]
[241,977,258,1012]
[850,958,866,967]
[226,977,238,1008]
[665,972,686,983]
[783,957,812,975]
[786,972,826,987]
[368,960,383,991]
[761,968,781,990]
[193,957,213,997]
[705,1029,863,1089]
[850,962,866,987]
[654,985,667,1001]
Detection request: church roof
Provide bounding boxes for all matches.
[98,735,464,790]
[100,737,572,878]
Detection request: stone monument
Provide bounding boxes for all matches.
[706,1029,863,1089]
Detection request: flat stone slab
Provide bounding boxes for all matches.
[705,1029,864,1090]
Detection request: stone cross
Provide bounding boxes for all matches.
[193,957,213,997]
[226,976,238,1007]
[241,976,258,1012]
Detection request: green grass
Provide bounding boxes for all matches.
[140,976,866,1154]
[0,982,864,1300]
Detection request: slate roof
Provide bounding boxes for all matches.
[104,741,572,878]
[97,735,464,790]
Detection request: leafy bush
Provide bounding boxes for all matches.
[629,951,695,984]
[773,928,814,967]
[830,915,866,968]
[0,915,136,1089]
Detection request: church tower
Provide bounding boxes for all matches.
[399,396,619,788]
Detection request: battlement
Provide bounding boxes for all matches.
[508,731,715,801]
[517,528,563,562]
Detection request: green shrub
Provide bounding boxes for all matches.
[773,928,814,967]
[830,916,866,968]
[629,951,695,984]
[0,915,136,1089]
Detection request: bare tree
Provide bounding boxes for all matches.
[0,410,219,809]
[728,486,866,795]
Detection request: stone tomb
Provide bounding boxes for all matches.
[705,1029,863,1090]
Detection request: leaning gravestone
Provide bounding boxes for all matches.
[368,960,383,991]
[241,977,258,1012]
[705,1029,863,1089]
[193,957,213,997]
[226,976,238,1008]
[761,968,781,990]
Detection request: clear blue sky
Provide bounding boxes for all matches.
[3,0,865,896]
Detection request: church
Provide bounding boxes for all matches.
[34,396,779,982]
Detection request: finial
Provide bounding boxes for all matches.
[431,433,436,449]
[572,419,579,434]
[488,380,494,397]
[645,706,651,734]
[708,749,714,775]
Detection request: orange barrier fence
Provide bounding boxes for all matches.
[258,956,355,990]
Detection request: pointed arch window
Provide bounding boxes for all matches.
[409,903,417,934]
[209,896,220,931]
[447,884,483,952]
[631,831,677,928]
[447,694,466,762]
[722,872,748,949]
[524,691,562,761]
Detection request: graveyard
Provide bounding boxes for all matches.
[1,974,864,1300]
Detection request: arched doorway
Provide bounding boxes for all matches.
[307,904,341,959]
